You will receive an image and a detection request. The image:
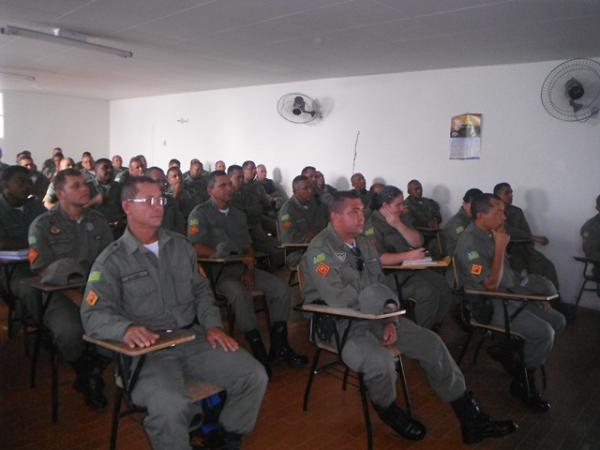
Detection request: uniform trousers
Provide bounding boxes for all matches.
[216,265,291,333]
[131,334,268,450]
[340,317,466,408]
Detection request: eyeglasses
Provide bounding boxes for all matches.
[126,196,167,207]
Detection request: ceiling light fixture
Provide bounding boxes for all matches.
[0,70,36,81]
[1,25,133,58]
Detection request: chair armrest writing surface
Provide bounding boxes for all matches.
[279,242,310,249]
[463,288,558,302]
[298,303,405,320]
[574,256,600,264]
[83,329,196,356]
[20,275,86,292]
[383,256,451,271]
[197,256,246,264]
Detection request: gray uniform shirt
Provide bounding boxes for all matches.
[278,196,328,244]
[81,227,222,341]
[301,223,383,309]
[0,195,46,243]
[454,222,515,290]
[187,198,251,256]
[442,207,471,256]
[28,206,113,272]
[402,196,442,228]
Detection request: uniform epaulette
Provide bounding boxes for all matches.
[94,240,122,264]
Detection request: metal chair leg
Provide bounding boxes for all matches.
[575,279,588,309]
[358,373,373,450]
[110,386,124,450]
[396,355,413,418]
[30,327,43,388]
[342,366,350,391]
[51,343,59,423]
[303,348,321,411]
[457,330,473,365]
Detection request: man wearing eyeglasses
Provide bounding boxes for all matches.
[28,168,114,411]
[81,176,267,450]
[300,191,517,445]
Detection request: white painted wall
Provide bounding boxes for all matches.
[110,59,600,309]
[0,90,109,165]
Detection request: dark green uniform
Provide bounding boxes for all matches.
[187,199,291,333]
[28,206,113,361]
[183,174,209,206]
[442,207,471,257]
[94,180,125,225]
[81,227,267,450]
[581,213,600,278]
[454,222,565,368]
[366,210,452,329]
[232,183,282,267]
[504,204,559,289]
[301,223,465,407]
[0,194,46,321]
[315,184,336,208]
[402,196,442,228]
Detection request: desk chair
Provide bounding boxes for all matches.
[21,275,86,422]
[296,265,413,450]
[451,259,555,396]
[83,330,223,450]
[198,257,268,334]
[573,256,600,311]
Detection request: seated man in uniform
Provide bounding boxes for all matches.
[314,170,337,207]
[93,158,125,236]
[442,188,483,257]
[111,154,125,176]
[148,167,186,235]
[256,164,285,210]
[301,191,517,444]
[28,168,114,410]
[184,159,210,207]
[402,179,442,229]
[17,153,50,201]
[365,186,452,330]
[581,194,600,278]
[215,160,226,172]
[229,164,283,269]
[455,193,566,411]
[115,155,145,184]
[0,166,46,326]
[188,171,307,375]
[81,176,267,450]
[241,160,277,233]
[278,175,328,267]
[350,172,372,209]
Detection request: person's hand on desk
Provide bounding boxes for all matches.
[207,327,239,352]
[123,325,160,349]
[382,322,397,346]
[404,247,427,261]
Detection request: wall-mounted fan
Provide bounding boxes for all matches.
[277,93,321,124]
[541,58,600,122]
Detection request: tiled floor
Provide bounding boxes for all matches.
[2,301,600,450]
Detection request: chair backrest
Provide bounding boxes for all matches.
[297,263,306,299]
[451,256,463,291]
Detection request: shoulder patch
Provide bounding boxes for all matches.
[189,218,199,226]
[282,220,292,230]
[88,271,101,282]
[470,264,482,276]
[313,252,326,265]
[315,262,330,276]
[28,235,37,246]
[28,248,39,265]
[456,225,465,234]
[86,289,99,306]
[188,225,200,235]
[280,213,290,221]
[364,227,375,236]
[467,251,480,261]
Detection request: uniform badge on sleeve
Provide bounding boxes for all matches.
[188,218,200,235]
[28,248,39,265]
[470,264,483,276]
[467,251,480,261]
[86,289,99,306]
[315,262,330,276]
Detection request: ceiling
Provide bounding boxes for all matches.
[1,0,599,100]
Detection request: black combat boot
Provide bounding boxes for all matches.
[245,330,272,378]
[71,354,107,412]
[268,321,308,367]
[451,391,518,444]
[510,368,551,412]
[374,402,426,441]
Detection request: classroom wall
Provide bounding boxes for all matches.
[110,57,600,308]
[0,90,109,165]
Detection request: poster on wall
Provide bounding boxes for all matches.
[449,113,482,160]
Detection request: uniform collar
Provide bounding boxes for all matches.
[57,204,88,223]
[468,222,493,240]
[121,226,173,256]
